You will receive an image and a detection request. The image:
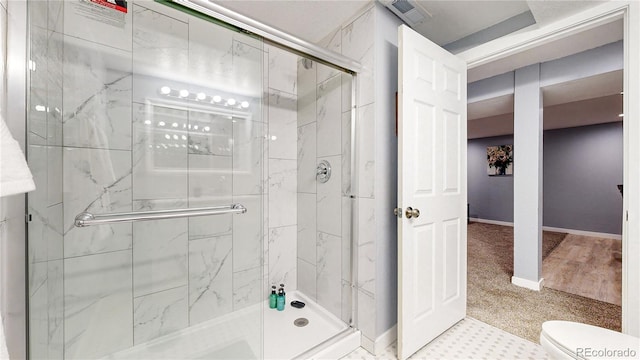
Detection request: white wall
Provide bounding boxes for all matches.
[374,4,403,342]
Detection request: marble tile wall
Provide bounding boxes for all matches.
[331,4,379,342]
[266,45,299,294]
[26,1,358,357]
[26,2,267,358]
[296,57,354,323]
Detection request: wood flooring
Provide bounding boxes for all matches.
[542,234,622,306]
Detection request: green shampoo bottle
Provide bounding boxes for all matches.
[276,284,285,311]
[269,285,277,309]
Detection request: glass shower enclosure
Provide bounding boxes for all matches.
[26,1,356,359]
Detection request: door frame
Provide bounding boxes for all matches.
[458,1,639,336]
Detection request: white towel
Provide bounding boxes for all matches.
[0,314,8,360]
[0,115,35,197]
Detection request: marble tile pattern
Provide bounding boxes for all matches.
[62,147,133,258]
[233,120,264,196]
[62,35,132,150]
[132,4,188,78]
[47,30,64,147]
[28,26,48,144]
[64,251,133,360]
[338,5,378,342]
[188,110,233,157]
[342,196,353,283]
[297,258,317,301]
[266,45,297,95]
[232,266,262,311]
[294,31,355,324]
[132,103,188,201]
[342,111,353,196]
[232,195,263,273]
[47,260,64,359]
[297,122,317,194]
[187,154,232,206]
[356,288,377,343]
[133,286,188,345]
[268,90,298,160]
[27,144,49,264]
[357,198,376,295]
[268,225,297,288]
[48,145,63,207]
[317,231,343,319]
[188,235,233,326]
[317,29,343,84]
[317,155,342,237]
[29,262,48,359]
[317,73,343,158]
[26,4,274,357]
[297,193,317,265]
[356,103,376,199]
[268,159,297,228]
[188,16,234,91]
[342,7,375,107]
[23,0,375,356]
[297,59,317,127]
[132,200,188,298]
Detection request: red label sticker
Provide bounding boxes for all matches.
[89,0,128,13]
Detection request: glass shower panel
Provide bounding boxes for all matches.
[26,1,264,359]
[296,57,354,326]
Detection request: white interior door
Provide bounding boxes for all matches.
[397,24,468,360]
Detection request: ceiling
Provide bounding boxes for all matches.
[210,0,622,138]
[468,71,623,139]
[211,0,605,46]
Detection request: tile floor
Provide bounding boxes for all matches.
[342,318,549,360]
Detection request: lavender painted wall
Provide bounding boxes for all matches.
[543,122,623,235]
[468,134,515,222]
[468,122,623,235]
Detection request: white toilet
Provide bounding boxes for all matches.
[540,321,640,359]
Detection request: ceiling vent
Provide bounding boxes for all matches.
[381,0,432,27]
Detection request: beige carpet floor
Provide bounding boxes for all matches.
[467,222,622,343]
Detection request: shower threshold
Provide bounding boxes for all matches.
[102,291,352,359]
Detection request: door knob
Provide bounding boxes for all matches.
[405,207,420,219]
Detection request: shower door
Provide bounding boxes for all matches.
[26,1,265,359]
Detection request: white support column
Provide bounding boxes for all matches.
[512,64,543,291]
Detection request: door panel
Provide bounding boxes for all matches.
[397,24,467,360]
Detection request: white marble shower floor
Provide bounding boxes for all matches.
[102,290,348,359]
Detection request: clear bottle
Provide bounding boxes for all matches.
[269,285,277,309]
[276,284,286,311]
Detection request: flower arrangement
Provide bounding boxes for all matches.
[487,145,513,176]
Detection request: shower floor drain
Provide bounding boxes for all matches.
[294,318,309,327]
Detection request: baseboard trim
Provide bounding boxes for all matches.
[360,335,374,354]
[469,218,622,240]
[374,325,397,355]
[512,276,544,291]
[359,325,397,356]
[469,218,513,227]
[541,226,622,240]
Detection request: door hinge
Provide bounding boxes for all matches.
[25,214,32,223]
[626,211,629,221]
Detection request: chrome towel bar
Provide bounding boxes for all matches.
[74,203,247,227]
